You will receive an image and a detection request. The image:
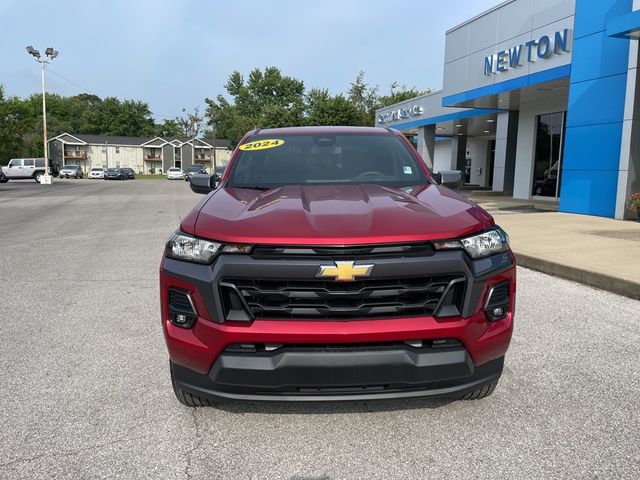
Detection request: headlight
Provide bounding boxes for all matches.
[166,233,222,264]
[433,226,509,259]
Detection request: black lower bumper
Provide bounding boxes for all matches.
[171,348,504,402]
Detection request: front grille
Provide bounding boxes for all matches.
[221,275,466,320]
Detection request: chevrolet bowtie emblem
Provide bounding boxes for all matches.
[317,261,374,282]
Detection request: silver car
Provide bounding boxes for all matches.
[59,165,83,179]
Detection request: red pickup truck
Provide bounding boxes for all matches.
[160,126,515,406]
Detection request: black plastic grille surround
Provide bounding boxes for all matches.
[251,243,434,259]
[221,275,466,320]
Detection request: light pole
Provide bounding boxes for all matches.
[26,45,58,184]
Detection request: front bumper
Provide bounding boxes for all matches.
[172,351,504,402]
[161,248,515,400]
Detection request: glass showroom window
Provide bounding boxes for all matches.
[532,112,566,198]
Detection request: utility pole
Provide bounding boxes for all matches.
[26,46,58,184]
[212,118,217,174]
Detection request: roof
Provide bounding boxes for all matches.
[49,133,231,148]
[72,134,151,146]
[254,126,390,135]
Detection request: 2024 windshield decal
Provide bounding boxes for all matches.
[238,139,285,151]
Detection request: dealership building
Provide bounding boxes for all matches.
[375,0,640,219]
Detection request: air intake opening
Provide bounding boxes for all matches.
[168,288,198,328]
[484,281,510,321]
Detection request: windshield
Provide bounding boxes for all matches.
[107,168,120,172]
[91,168,104,171]
[168,168,180,172]
[227,133,427,188]
[62,166,77,169]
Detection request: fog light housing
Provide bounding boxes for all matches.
[484,281,510,321]
[167,288,198,328]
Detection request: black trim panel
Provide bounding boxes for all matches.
[171,355,504,402]
[162,249,514,323]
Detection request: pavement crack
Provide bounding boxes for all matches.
[184,408,204,480]
[0,434,153,470]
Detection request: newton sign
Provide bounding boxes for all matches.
[484,29,571,76]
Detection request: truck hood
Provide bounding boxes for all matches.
[188,183,494,245]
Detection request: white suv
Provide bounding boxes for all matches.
[88,167,106,179]
[1,158,52,183]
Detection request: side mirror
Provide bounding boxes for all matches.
[189,173,216,194]
[433,170,464,189]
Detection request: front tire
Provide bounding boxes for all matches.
[458,380,498,400]
[171,378,214,407]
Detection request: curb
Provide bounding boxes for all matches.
[514,252,640,301]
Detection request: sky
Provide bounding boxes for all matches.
[0,0,499,121]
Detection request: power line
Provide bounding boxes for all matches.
[46,67,100,97]
[44,67,190,120]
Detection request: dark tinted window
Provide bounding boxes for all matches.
[227,134,426,188]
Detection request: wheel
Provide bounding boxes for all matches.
[457,380,498,400]
[171,378,213,407]
[34,172,43,183]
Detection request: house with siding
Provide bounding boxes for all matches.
[48,134,231,173]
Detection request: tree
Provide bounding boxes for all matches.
[0,85,35,164]
[347,71,380,125]
[155,119,183,137]
[378,82,431,108]
[305,89,366,126]
[175,107,203,138]
[205,67,306,146]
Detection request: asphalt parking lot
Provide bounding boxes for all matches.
[1,179,639,479]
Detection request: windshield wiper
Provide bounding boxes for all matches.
[232,185,271,191]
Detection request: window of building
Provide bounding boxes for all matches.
[532,112,566,198]
[115,146,120,153]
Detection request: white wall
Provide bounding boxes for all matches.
[433,140,453,172]
[512,94,568,199]
[86,145,144,171]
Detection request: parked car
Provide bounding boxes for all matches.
[213,165,226,182]
[167,167,185,180]
[184,165,207,182]
[121,167,136,179]
[104,168,125,180]
[163,126,515,407]
[88,167,106,179]
[59,165,83,179]
[0,158,59,183]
